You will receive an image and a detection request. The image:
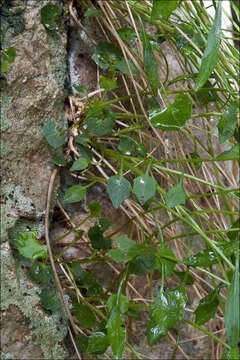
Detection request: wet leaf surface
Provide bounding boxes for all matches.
[147,286,187,345]
[149,93,192,130]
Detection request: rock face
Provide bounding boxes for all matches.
[0,1,70,358]
[1,0,67,240]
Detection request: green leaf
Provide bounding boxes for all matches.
[87,332,109,354]
[88,202,102,218]
[73,302,96,328]
[116,235,136,252]
[1,60,9,72]
[52,148,67,166]
[75,134,90,145]
[224,252,240,347]
[71,262,85,281]
[149,93,192,130]
[165,178,187,208]
[107,175,131,209]
[92,42,122,70]
[183,241,239,267]
[40,288,62,312]
[86,108,115,136]
[222,347,239,360]
[135,143,147,157]
[129,254,156,276]
[151,0,178,20]
[42,121,65,148]
[114,59,139,76]
[117,28,137,40]
[84,8,102,18]
[217,103,238,143]
[147,286,187,345]
[99,75,118,90]
[98,218,112,232]
[76,334,89,352]
[30,262,53,285]
[126,301,141,319]
[144,45,159,96]
[194,2,222,91]
[106,308,125,358]
[174,271,194,285]
[63,185,86,204]
[83,272,103,297]
[88,224,112,250]
[216,144,240,161]
[133,174,157,204]
[194,289,219,325]
[71,263,103,296]
[118,138,133,155]
[76,144,93,161]
[108,248,133,263]
[107,294,129,314]
[4,46,16,63]
[40,4,61,31]
[155,246,176,277]
[13,230,47,260]
[70,158,89,171]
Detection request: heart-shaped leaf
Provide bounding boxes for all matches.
[147,287,187,345]
[165,178,187,208]
[107,175,131,208]
[118,138,133,155]
[73,302,96,328]
[92,42,122,70]
[149,93,192,130]
[195,288,220,325]
[86,332,109,354]
[151,0,178,20]
[106,307,126,358]
[70,158,89,171]
[133,174,157,204]
[63,185,86,204]
[40,288,62,312]
[40,4,61,31]
[86,108,115,136]
[42,121,65,148]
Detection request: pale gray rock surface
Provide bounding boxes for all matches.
[1,0,67,240]
[0,1,70,358]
